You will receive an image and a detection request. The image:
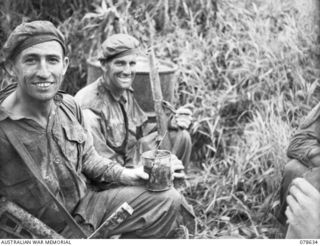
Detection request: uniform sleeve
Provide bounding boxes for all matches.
[77,107,125,184]
[287,103,320,167]
[81,108,122,159]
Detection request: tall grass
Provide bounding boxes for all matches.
[140,0,320,238]
[1,0,319,239]
[184,99,292,238]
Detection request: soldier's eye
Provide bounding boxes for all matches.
[24,57,37,64]
[48,56,60,64]
[115,61,125,66]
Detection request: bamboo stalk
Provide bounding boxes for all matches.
[147,15,171,150]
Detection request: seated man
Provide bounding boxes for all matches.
[0,20,195,238]
[74,34,193,172]
[279,103,320,238]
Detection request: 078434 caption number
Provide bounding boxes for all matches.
[300,240,318,245]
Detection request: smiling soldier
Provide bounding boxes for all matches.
[0,21,195,238]
[75,34,193,172]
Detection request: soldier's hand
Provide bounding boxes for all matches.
[174,106,193,129]
[171,154,185,179]
[120,166,149,186]
[285,178,320,238]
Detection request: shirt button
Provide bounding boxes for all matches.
[44,175,52,183]
[78,135,84,142]
[54,94,62,102]
[54,157,61,164]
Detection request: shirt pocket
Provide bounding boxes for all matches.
[0,163,50,213]
[61,124,86,166]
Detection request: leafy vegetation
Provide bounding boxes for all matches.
[1,0,320,239]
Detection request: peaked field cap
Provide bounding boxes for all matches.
[98,33,140,61]
[3,20,66,61]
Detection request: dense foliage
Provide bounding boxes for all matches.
[1,0,319,239]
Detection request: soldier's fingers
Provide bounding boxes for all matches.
[176,115,192,121]
[176,107,192,116]
[292,178,319,198]
[176,116,192,122]
[176,121,190,127]
[289,184,308,205]
[172,157,182,165]
[172,160,184,171]
[176,116,192,123]
[136,166,149,180]
[139,171,149,180]
[285,206,294,224]
[176,122,189,129]
[173,172,185,179]
[286,194,300,214]
[173,164,184,172]
[176,118,192,128]
[181,103,195,111]
[170,154,178,161]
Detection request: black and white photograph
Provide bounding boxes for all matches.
[0,0,319,242]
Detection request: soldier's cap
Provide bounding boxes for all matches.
[3,20,66,62]
[98,34,140,62]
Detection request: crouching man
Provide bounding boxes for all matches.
[279,103,320,238]
[0,20,195,238]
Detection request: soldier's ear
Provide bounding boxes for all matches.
[62,56,69,76]
[100,59,111,73]
[100,61,106,72]
[3,61,16,77]
[101,65,107,73]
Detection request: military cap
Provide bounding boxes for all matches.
[3,20,66,62]
[98,34,140,62]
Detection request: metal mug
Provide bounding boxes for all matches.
[141,150,173,192]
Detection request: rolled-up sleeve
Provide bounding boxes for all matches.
[287,108,320,167]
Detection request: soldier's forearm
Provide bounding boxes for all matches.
[82,153,124,183]
[81,122,125,183]
[308,148,320,167]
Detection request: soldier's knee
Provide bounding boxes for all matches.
[284,159,307,178]
[169,129,192,148]
[178,129,191,144]
[155,188,181,208]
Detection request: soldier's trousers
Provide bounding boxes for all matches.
[73,186,195,238]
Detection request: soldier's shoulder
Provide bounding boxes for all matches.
[74,81,101,109]
[74,81,99,101]
[54,91,80,118]
[58,92,77,107]
[301,102,320,129]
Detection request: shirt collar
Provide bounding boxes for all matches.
[0,83,64,122]
[98,77,134,104]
